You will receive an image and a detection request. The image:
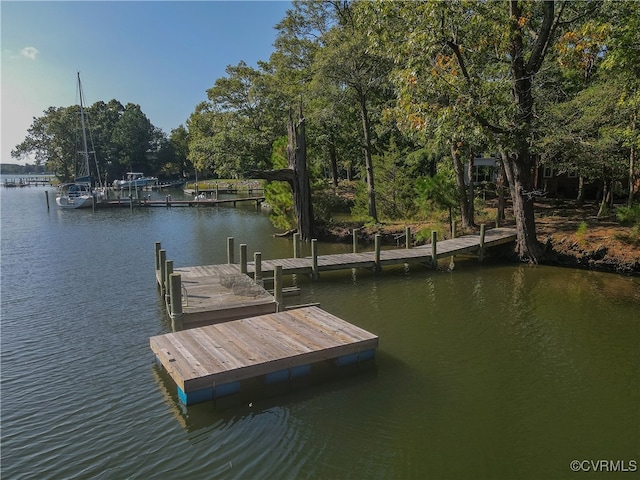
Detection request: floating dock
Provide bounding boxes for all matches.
[150,306,379,405]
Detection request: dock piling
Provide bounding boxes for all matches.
[405,226,411,249]
[479,224,486,262]
[431,231,437,265]
[254,252,262,283]
[240,244,248,274]
[154,242,161,272]
[274,265,283,310]
[164,260,174,298]
[374,234,381,271]
[227,237,234,264]
[45,191,50,211]
[353,229,358,253]
[293,233,300,258]
[311,239,319,279]
[169,273,183,331]
[159,249,167,293]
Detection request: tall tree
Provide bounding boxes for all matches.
[110,103,153,176]
[368,0,600,262]
[313,1,394,222]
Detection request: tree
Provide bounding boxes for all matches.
[312,1,394,223]
[367,0,601,262]
[110,103,153,176]
[250,107,316,240]
[600,1,640,206]
[188,62,285,178]
[12,106,80,182]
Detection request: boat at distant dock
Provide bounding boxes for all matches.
[56,73,106,209]
[112,172,158,190]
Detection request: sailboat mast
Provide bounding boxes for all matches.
[77,72,91,182]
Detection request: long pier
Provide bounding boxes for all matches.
[98,196,265,208]
[154,226,516,326]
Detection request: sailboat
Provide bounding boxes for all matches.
[56,73,105,209]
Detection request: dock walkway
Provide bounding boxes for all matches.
[100,196,264,208]
[150,306,379,405]
[176,227,517,279]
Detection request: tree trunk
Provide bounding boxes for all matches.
[451,142,473,228]
[494,0,551,263]
[597,178,610,219]
[629,109,637,207]
[496,160,507,227]
[576,176,585,207]
[359,95,378,222]
[328,135,339,188]
[287,108,315,240]
[249,108,315,240]
[500,149,542,262]
[466,152,476,226]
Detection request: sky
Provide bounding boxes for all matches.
[1,0,293,165]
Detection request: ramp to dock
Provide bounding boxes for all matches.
[150,306,379,405]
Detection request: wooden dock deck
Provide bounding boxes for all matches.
[150,306,379,405]
[166,264,277,329]
[169,227,517,280]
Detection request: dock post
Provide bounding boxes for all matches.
[129,195,133,212]
[169,273,183,331]
[431,231,437,266]
[479,224,486,263]
[311,239,319,279]
[293,232,300,258]
[45,191,50,211]
[227,237,235,264]
[154,242,162,281]
[405,226,411,249]
[159,250,167,293]
[452,221,457,239]
[374,234,381,271]
[240,244,248,274]
[254,252,262,283]
[164,259,173,298]
[353,229,358,253]
[274,265,283,311]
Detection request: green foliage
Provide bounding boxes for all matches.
[415,225,447,244]
[372,137,420,219]
[576,221,589,236]
[616,205,640,227]
[11,99,163,182]
[415,170,458,216]
[265,138,295,231]
[312,189,351,224]
[350,181,374,223]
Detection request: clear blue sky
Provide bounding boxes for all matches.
[1,0,292,165]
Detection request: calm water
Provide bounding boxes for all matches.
[1,183,639,479]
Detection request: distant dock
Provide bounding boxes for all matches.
[96,195,265,209]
